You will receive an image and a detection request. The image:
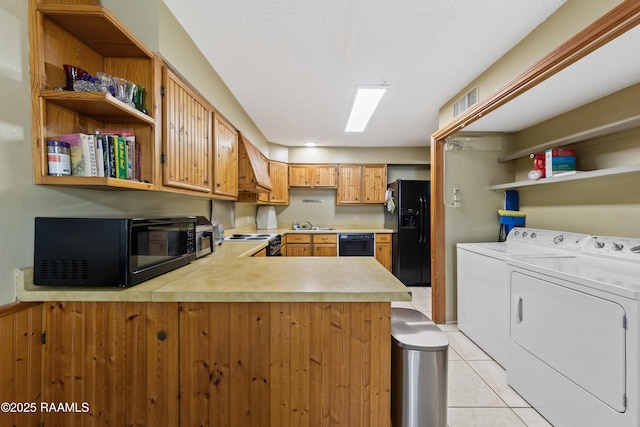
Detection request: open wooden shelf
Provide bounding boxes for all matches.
[39,175,156,191]
[37,4,153,58]
[488,164,640,190]
[497,114,640,162]
[41,90,154,125]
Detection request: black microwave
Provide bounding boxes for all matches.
[34,217,196,287]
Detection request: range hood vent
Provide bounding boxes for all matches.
[238,134,273,193]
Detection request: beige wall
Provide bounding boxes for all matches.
[439,0,623,126]
[511,83,640,237]
[287,146,429,164]
[438,0,625,322]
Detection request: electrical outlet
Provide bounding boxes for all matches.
[353,215,360,221]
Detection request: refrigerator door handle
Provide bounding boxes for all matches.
[419,194,428,243]
[418,195,424,243]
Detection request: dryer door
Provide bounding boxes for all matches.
[511,271,627,412]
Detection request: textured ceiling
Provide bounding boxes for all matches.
[163,0,566,147]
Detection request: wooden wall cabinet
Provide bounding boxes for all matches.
[236,159,289,205]
[363,164,387,203]
[29,2,158,191]
[213,113,239,199]
[376,233,392,272]
[337,164,363,204]
[268,161,290,205]
[337,164,387,205]
[162,67,212,193]
[289,164,337,188]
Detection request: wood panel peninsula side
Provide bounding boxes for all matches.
[14,232,410,426]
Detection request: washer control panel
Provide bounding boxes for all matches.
[583,236,640,261]
[507,227,589,251]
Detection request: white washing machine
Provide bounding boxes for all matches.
[457,228,590,368]
[508,235,640,427]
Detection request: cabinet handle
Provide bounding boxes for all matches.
[157,331,167,341]
[217,182,221,187]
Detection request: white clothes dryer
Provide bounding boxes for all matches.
[508,235,640,427]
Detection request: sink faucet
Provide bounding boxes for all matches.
[304,221,313,229]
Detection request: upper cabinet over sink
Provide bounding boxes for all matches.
[289,164,337,188]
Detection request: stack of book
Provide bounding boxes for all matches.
[57,131,141,180]
[545,148,576,177]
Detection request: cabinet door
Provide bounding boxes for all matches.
[269,161,290,205]
[163,68,212,193]
[337,164,363,205]
[376,234,392,271]
[313,164,338,187]
[213,113,239,198]
[313,244,337,257]
[287,243,311,256]
[363,164,387,203]
[289,164,312,187]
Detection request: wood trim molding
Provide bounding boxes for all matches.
[430,138,446,324]
[429,0,640,323]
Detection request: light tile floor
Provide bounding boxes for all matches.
[392,287,553,427]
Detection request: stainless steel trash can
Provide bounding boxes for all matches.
[391,308,448,427]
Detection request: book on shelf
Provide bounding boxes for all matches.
[55,130,141,181]
[96,130,140,181]
[58,133,97,177]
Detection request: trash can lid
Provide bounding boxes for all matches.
[391,308,449,352]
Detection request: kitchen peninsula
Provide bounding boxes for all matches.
[14,232,410,426]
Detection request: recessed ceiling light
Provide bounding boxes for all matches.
[345,85,388,132]
[305,142,316,147]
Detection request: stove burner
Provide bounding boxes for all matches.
[226,233,278,241]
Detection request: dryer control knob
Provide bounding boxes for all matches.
[612,243,624,251]
[594,241,605,249]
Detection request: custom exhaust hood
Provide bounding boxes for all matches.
[238,134,273,193]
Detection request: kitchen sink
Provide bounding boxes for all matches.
[291,226,335,230]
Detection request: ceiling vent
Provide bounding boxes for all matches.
[453,87,478,117]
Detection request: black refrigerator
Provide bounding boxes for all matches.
[384,179,431,286]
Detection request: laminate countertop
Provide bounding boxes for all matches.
[16,228,410,303]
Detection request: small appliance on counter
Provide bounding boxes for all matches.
[195,216,214,258]
[256,205,277,230]
[34,217,197,288]
[212,223,225,245]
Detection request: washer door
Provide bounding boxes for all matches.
[511,271,627,412]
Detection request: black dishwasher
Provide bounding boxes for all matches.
[338,233,375,256]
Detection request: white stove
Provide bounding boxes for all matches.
[507,234,640,427]
[223,233,282,256]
